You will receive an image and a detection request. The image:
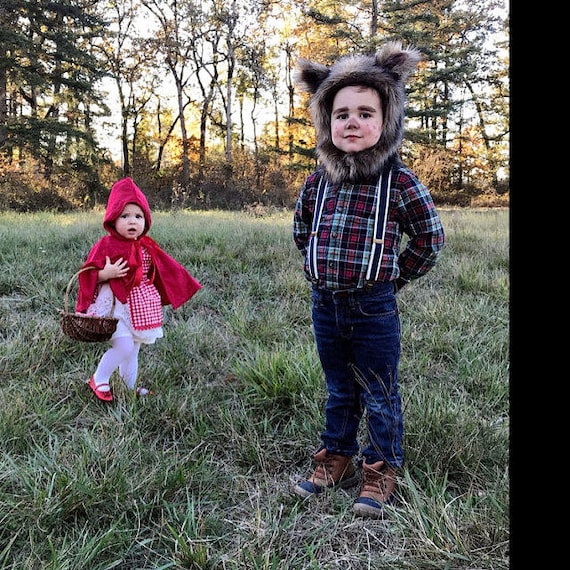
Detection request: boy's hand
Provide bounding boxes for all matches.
[394,276,410,293]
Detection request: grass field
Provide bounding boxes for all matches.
[0,207,509,569]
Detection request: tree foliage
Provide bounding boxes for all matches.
[0,0,509,210]
[0,1,110,182]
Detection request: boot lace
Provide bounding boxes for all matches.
[361,463,393,501]
[314,454,339,483]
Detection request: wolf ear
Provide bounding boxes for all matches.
[374,42,422,82]
[294,59,331,94]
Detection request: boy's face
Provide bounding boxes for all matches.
[115,202,145,240]
[331,85,383,154]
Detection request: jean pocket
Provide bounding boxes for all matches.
[356,294,397,317]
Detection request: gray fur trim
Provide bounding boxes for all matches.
[294,42,422,183]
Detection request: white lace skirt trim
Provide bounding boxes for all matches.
[87,283,164,344]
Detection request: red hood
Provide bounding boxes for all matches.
[103,177,152,237]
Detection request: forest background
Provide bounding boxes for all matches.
[0,0,509,212]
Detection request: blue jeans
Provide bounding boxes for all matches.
[311,282,404,467]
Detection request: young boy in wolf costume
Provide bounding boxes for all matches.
[292,42,445,517]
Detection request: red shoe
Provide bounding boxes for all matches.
[88,376,113,402]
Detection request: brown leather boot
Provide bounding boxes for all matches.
[352,459,396,518]
[294,448,358,498]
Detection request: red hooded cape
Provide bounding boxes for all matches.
[76,177,202,312]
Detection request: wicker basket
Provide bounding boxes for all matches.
[60,267,118,343]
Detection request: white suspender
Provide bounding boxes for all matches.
[365,169,392,284]
[308,169,392,286]
[308,175,327,281]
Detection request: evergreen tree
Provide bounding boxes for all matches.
[0,0,107,178]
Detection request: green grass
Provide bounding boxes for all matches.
[0,207,509,569]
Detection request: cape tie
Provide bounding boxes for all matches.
[128,241,143,286]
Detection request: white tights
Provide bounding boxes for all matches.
[93,336,141,390]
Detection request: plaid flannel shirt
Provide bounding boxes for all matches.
[293,166,445,290]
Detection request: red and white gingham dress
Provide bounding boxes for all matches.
[87,247,164,344]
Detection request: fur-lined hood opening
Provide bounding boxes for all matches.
[294,42,422,183]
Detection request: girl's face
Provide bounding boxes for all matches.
[115,202,145,240]
[331,85,384,154]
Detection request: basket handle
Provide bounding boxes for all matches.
[64,266,116,316]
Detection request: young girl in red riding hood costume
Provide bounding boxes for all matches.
[76,177,202,402]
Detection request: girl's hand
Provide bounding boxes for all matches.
[98,256,129,282]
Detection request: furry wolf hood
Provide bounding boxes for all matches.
[294,41,422,184]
